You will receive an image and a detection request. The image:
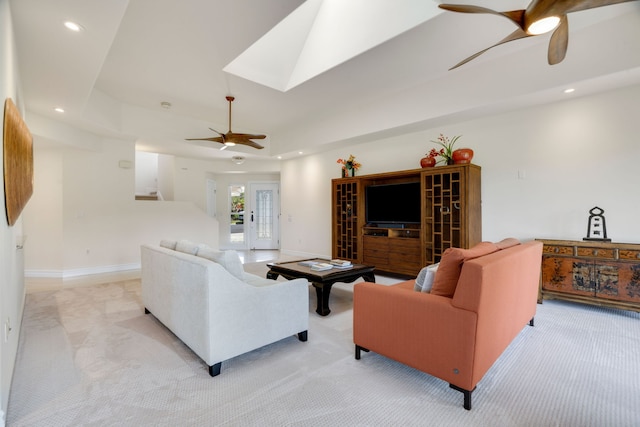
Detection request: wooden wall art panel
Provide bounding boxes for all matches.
[3,98,33,226]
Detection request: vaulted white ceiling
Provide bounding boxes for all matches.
[9,0,640,162]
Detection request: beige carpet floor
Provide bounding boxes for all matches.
[7,262,640,426]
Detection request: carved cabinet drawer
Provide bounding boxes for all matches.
[542,245,573,256]
[575,247,615,259]
[619,249,640,260]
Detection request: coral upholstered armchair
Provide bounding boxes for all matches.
[353,239,543,409]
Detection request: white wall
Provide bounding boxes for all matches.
[134,151,158,196]
[23,139,219,279]
[0,0,25,422]
[157,153,175,200]
[279,84,640,258]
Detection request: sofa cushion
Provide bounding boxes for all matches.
[243,272,277,287]
[414,263,439,293]
[160,239,177,250]
[197,248,244,280]
[496,238,521,250]
[431,242,500,298]
[175,239,199,255]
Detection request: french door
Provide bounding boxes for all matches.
[248,182,279,250]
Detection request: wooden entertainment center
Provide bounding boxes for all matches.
[331,164,481,276]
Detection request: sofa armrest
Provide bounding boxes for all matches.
[353,281,478,389]
[208,274,309,363]
[451,241,542,387]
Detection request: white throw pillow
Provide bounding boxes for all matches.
[414,263,439,293]
[175,239,199,255]
[198,248,244,280]
[159,239,177,250]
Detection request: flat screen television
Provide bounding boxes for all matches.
[365,181,421,226]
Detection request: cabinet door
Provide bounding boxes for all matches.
[595,260,640,303]
[541,256,596,296]
[332,180,359,262]
[423,169,463,263]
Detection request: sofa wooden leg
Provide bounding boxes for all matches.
[355,345,369,360]
[298,331,308,342]
[449,384,475,410]
[529,317,535,327]
[209,363,221,377]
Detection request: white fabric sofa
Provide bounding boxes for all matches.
[141,240,309,376]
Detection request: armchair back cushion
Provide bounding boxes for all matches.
[430,242,499,297]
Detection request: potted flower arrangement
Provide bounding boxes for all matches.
[421,134,473,167]
[337,154,361,177]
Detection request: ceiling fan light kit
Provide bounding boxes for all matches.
[527,16,561,35]
[439,0,637,69]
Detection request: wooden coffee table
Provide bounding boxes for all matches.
[266,259,375,316]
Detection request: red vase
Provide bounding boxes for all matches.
[420,157,436,168]
[452,148,474,164]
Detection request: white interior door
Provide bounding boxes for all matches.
[249,182,279,250]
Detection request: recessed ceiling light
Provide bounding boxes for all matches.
[54,107,65,113]
[64,21,84,32]
[298,151,303,155]
[564,88,575,94]
[277,156,282,160]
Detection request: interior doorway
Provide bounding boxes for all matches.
[229,184,245,245]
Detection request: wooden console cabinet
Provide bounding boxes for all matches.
[332,165,481,277]
[538,239,640,313]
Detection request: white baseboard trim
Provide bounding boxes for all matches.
[25,263,141,279]
[280,249,329,259]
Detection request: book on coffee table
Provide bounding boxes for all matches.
[311,263,333,271]
[298,260,317,267]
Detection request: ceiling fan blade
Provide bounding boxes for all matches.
[439,4,525,28]
[230,133,266,140]
[237,139,264,150]
[185,137,224,144]
[449,28,530,70]
[209,128,224,137]
[563,0,638,14]
[548,15,569,65]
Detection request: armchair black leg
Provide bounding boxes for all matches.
[298,331,308,342]
[529,317,535,327]
[209,363,221,377]
[449,384,475,410]
[144,307,150,314]
[355,345,369,360]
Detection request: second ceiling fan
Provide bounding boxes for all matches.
[186,96,266,150]
[439,0,637,70]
